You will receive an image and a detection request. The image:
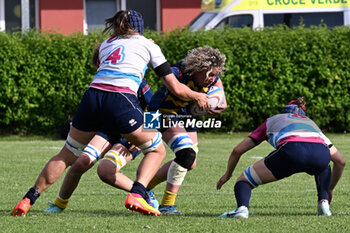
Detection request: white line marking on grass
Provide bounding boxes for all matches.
[46,146,62,150]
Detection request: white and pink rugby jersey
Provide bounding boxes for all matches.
[249,113,332,148]
[90,35,167,94]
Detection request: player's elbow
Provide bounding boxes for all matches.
[232,147,243,157]
[334,152,346,167]
[334,157,346,171]
[339,157,346,167]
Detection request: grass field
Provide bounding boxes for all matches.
[0,133,349,233]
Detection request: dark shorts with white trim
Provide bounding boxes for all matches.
[72,87,143,135]
[264,141,330,180]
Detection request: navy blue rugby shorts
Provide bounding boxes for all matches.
[96,131,122,145]
[264,141,331,179]
[72,88,143,135]
[96,131,141,160]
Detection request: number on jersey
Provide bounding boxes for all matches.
[290,113,307,119]
[104,45,125,64]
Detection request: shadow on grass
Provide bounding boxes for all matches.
[2,208,220,218]
[2,208,348,218]
[1,209,139,217]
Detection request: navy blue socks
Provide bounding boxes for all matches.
[315,165,331,201]
[130,181,146,199]
[234,180,252,208]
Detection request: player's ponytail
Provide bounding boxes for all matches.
[281,96,306,116]
[296,96,306,109]
[103,10,134,36]
[103,10,144,37]
[91,42,101,68]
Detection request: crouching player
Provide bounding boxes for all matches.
[217,97,346,218]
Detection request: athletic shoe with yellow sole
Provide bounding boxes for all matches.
[11,198,31,216]
[125,193,161,216]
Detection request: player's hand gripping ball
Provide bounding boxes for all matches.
[190,86,224,116]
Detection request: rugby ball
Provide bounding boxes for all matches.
[190,86,224,116]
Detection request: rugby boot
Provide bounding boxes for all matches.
[44,203,64,213]
[145,189,159,209]
[125,193,161,216]
[159,205,182,215]
[318,199,332,216]
[12,198,31,216]
[219,206,249,218]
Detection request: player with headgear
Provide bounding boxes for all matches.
[217,97,345,218]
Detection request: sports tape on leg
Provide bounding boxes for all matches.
[82,144,102,163]
[138,131,162,154]
[167,161,188,185]
[103,150,127,170]
[243,165,262,188]
[167,133,193,153]
[65,135,87,157]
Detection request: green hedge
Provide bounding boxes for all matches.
[0,31,103,135]
[1,26,350,135]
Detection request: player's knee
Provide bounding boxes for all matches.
[174,148,196,170]
[70,155,93,174]
[97,160,116,184]
[188,144,198,170]
[236,174,246,183]
[242,165,262,188]
[188,158,197,170]
[97,168,109,184]
[138,131,164,156]
[152,141,166,159]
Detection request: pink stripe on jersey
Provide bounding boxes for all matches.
[90,83,136,95]
[249,120,268,145]
[277,135,326,147]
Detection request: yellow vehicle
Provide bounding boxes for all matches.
[189,0,350,30]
